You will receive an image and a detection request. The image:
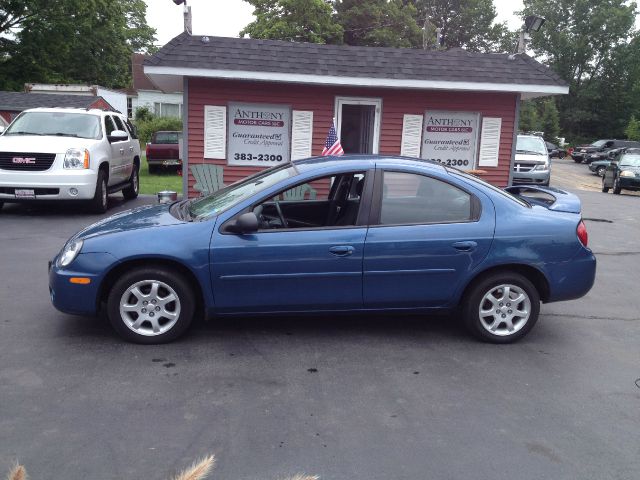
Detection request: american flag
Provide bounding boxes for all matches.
[321,121,344,156]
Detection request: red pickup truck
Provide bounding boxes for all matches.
[146,131,182,173]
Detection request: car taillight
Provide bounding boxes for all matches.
[577,220,588,247]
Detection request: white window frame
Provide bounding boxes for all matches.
[334,96,382,154]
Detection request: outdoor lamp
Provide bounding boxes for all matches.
[524,15,546,33]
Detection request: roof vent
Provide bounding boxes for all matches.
[201,36,210,43]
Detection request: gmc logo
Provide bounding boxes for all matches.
[12,157,36,164]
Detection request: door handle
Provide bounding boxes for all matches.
[129,146,134,152]
[452,241,477,252]
[329,245,355,257]
[119,148,125,154]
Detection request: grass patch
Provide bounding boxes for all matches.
[139,153,183,196]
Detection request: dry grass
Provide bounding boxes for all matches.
[4,455,318,480]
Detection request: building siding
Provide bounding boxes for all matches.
[187,78,517,197]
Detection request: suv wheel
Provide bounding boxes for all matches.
[602,176,610,193]
[462,272,540,343]
[107,267,196,344]
[91,169,108,213]
[122,164,139,200]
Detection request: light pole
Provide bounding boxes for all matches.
[516,15,545,54]
[172,0,192,34]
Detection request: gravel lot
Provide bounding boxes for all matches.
[1,163,639,480]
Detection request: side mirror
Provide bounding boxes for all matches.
[107,130,128,143]
[228,212,259,234]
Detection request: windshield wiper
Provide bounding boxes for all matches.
[50,132,79,137]
[5,131,45,135]
[179,199,195,222]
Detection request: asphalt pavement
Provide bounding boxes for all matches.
[0,165,639,480]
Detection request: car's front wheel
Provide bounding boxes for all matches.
[602,177,610,192]
[462,272,540,343]
[107,267,195,344]
[596,166,606,177]
[613,178,622,195]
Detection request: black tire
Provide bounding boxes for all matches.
[462,272,540,344]
[613,178,622,195]
[0,201,4,212]
[91,169,109,213]
[596,166,606,177]
[602,177,610,193]
[106,267,196,344]
[573,158,582,163]
[122,164,139,200]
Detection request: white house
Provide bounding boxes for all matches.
[127,53,183,119]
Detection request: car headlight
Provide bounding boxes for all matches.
[64,148,90,169]
[620,170,635,177]
[57,239,83,267]
[533,162,549,171]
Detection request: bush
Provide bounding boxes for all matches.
[134,106,154,122]
[134,116,183,144]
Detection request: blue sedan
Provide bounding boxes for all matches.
[49,156,596,344]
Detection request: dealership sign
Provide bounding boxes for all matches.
[228,103,291,166]
[420,111,480,171]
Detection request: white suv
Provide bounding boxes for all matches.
[0,108,141,213]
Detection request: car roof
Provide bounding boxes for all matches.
[623,148,640,154]
[292,154,447,174]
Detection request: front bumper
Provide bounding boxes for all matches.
[148,158,182,166]
[546,248,597,303]
[0,166,98,201]
[619,176,640,191]
[49,252,118,316]
[512,169,550,185]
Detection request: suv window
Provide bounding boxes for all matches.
[380,171,472,225]
[112,116,128,135]
[104,116,116,136]
[124,119,138,139]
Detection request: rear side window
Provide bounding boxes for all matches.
[153,132,180,144]
[112,116,128,135]
[380,171,473,225]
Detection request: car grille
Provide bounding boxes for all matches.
[0,152,56,171]
[514,163,534,172]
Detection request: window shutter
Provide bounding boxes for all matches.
[400,114,423,157]
[478,117,502,167]
[204,105,226,159]
[291,110,313,160]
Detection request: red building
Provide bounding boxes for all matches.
[145,34,568,197]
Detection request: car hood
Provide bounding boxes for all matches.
[619,165,640,172]
[73,204,183,241]
[0,134,98,153]
[515,153,547,163]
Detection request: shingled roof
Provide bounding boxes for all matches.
[0,91,113,112]
[145,33,567,98]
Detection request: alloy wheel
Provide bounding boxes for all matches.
[478,284,531,337]
[119,280,181,336]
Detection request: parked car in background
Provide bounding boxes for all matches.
[602,148,640,194]
[587,147,626,176]
[513,134,551,186]
[546,141,566,158]
[0,108,141,213]
[571,139,640,164]
[589,159,612,176]
[146,130,182,173]
[49,155,595,344]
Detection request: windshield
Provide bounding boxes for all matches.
[516,136,546,155]
[446,167,530,208]
[5,111,102,139]
[619,154,640,167]
[591,140,607,147]
[153,132,180,144]
[189,164,297,219]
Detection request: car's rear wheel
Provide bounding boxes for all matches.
[91,169,108,213]
[596,166,606,177]
[613,178,622,195]
[462,272,540,343]
[602,177,610,193]
[573,158,582,163]
[122,164,139,200]
[107,267,195,344]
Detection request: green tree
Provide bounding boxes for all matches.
[521,0,638,139]
[0,0,156,90]
[416,0,512,52]
[626,116,640,141]
[335,0,422,48]
[540,99,560,142]
[519,100,540,133]
[240,0,343,44]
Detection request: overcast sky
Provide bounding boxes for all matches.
[144,0,524,47]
